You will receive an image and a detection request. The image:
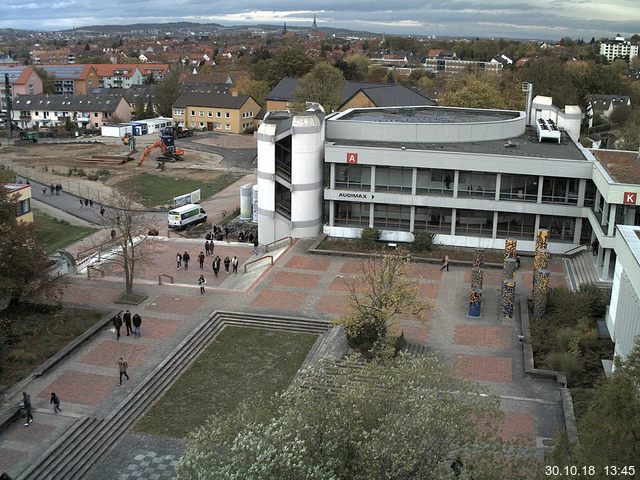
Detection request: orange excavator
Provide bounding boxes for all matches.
[138,139,184,166]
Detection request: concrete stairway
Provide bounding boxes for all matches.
[18,311,330,480]
[565,251,611,294]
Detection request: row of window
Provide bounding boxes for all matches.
[333,202,578,242]
[196,122,231,130]
[335,165,584,205]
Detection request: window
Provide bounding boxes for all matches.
[43,112,49,118]
[335,165,371,190]
[94,122,98,127]
[584,180,597,207]
[190,110,195,116]
[199,122,204,128]
[416,168,454,196]
[199,111,204,116]
[456,209,493,237]
[539,215,575,243]
[457,172,497,198]
[225,112,230,118]
[208,112,212,117]
[334,201,369,226]
[375,166,413,193]
[17,198,31,216]
[174,109,184,116]
[541,177,578,205]
[94,112,98,117]
[216,112,221,118]
[496,212,536,239]
[225,124,230,130]
[500,174,538,202]
[373,204,411,230]
[414,207,452,233]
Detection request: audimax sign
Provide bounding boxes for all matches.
[336,192,375,200]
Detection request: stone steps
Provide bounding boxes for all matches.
[566,251,611,293]
[18,311,329,480]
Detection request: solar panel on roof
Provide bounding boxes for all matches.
[40,65,85,79]
[0,67,26,82]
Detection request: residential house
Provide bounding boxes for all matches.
[172,91,260,133]
[3,183,33,224]
[138,64,169,82]
[30,48,75,64]
[0,65,43,111]
[586,94,632,127]
[36,65,99,95]
[92,64,169,88]
[265,77,435,112]
[89,85,154,117]
[421,52,504,75]
[599,36,639,62]
[12,94,131,130]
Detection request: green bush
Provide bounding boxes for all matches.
[7,349,38,363]
[555,327,581,351]
[545,352,584,379]
[359,227,381,250]
[411,231,436,253]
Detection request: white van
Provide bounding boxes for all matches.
[168,204,207,229]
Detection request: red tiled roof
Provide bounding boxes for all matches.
[591,149,640,184]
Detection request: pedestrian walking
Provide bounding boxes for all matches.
[198,275,206,294]
[204,240,210,256]
[22,392,34,426]
[123,309,132,336]
[253,238,259,255]
[111,229,117,241]
[132,313,142,338]
[224,226,229,241]
[50,392,61,414]
[49,184,54,195]
[516,254,521,268]
[118,357,130,385]
[223,256,231,273]
[112,312,123,340]
[440,253,450,272]
[56,183,61,195]
[183,251,190,270]
[248,233,254,244]
[176,252,182,269]
[100,206,105,217]
[43,187,47,196]
[198,251,205,269]
[212,255,220,277]
[84,198,89,208]
[79,198,83,208]
[232,255,239,274]
[89,198,94,208]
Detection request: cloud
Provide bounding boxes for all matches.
[1,0,638,39]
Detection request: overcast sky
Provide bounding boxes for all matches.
[3,0,639,40]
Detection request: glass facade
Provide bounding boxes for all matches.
[457,172,497,198]
[373,204,411,230]
[414,206,452,233]
[539,215,576,242]
[375,167,413,193]
[500,174,539,202]
[416,168,454,196]
[456,209,493,237]
[335,165,371,190]
[496,212,536,239]
[541,177,578,205]
[334,201,369,226]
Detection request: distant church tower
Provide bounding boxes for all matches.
[283,21,287,34]
[312,14,317,30]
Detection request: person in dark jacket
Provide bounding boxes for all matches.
[22,392,33,426]
[183,251,190,271]
[198,251,205,269]
[132,313,142,338]
[123,309,132,336]
[223,256,231,273]
[212,256,221,277]
[50,392,61,414]
[113,313,123,340]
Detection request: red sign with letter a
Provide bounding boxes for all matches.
[623,192,637,205]
[346,152,358,164]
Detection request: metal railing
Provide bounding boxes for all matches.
[563,244,587,258]
[244,255,273,273]
[264,236,293,253]
[158,274,174,285]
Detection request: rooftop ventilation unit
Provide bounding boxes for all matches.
[535,118,561,143]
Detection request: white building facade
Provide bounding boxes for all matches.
[599,36,639,62]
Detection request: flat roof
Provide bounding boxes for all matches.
[335,106,520,124]
[328,126,587,161]
[618,225,640,266]
[590,149,640,184]
[3,183,30,191]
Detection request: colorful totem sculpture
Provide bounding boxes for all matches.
[469,288,482,317]
[500,239,518,318]
[501,280,516,320]
[533,269,551,318]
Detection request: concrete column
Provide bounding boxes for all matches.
[594,189,601,210]
[328,200,335,227]
[573,217,582,244]
[534,214,540,237]
[370,165,376,193]
[495,173,501,201]
[608,204,617,236]
[601,200,608,227]
[602,248,611,280]
[451,208,456,236]
[596,243,604,268]
[411,168,417,196]
[537,175,544,203]
[492,211,498,239]
[453,170,459,198]
[577,179,586,207]
[410,206,415,232]
[369,202,374,228]
[330,163,335,189]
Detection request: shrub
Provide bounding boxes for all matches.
[545,352,584,379]
[340,312,387,356]
[359,227,381,250]
[555,327,581,351]
[411,231,436,253]
[7,349,38,363]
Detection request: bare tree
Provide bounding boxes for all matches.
[101,192,159,298]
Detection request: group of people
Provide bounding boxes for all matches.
[43,183,63,196]
[112,309,143,340]
[207,225,228,242]
[18,391,60,428]
[79,197,94,209]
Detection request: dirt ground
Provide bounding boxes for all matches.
[0,141,226,201]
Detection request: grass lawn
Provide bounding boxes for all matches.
[0,303,103,387]
[133,326,318,438]
[32,210,97,253]
[115,172,242,208]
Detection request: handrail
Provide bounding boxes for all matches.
[158,274,174,285]
[244,255,274,273]
[264,236,293,253]
[563,244,587,258]
[87,266,105,279]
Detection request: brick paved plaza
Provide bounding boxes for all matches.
[0,238,569,478]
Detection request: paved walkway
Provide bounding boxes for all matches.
[0,243,569,478]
